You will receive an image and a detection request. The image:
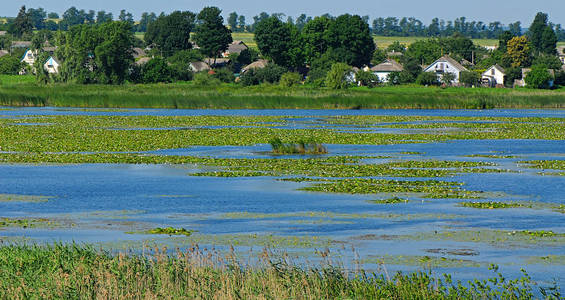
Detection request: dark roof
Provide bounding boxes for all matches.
[371,59,404,72]
[11,41,32,48]
[226,41,248,54]
[132,47,146,58]
[204,58,230,66]
[43,46,57,53]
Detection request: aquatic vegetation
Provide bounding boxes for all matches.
[0,244,552,299]
[399,229,565,246]
[269,137,328,154]
[465,154,519,159]
[0,194,52,203]
[361,254,483,268]
[525,255,565,265]
[368,197,409,204]
[0,218,58,229]
[217,211,461,221]
[459,201,528,209]
[520,160,565,176]
[147,227,193,236]
[299,178,483,199]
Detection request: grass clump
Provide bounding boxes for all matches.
[0,244,557,299]
[147,227,193,236]
[269,137,328,155]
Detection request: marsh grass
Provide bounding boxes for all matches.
[0,244,556,299]
[1,82,565,109]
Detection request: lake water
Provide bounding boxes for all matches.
[1,107,564,287]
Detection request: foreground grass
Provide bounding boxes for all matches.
[1,78,565,109]
[0,244,557,299]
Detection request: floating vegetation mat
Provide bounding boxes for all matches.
[0,218,61,229]
[0,194,52,203]
[360,254,484,268]
[520,160,565,176]
[146,227,193,236]
[397,229,565,246]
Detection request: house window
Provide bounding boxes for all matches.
[491,69,495,75]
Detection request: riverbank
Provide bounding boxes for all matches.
[1,76,565,109]
[0,244,546,299]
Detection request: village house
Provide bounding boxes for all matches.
[558,46,565,65]
[222,41,248,58]
[43,56,61,74]
[514,68,555,88]
[481,64,506,87]
[0,50,8,58]
[423,55,468,84]
[370,59,404,83]
[21,49,38,66]
[11,41,32,49]
[0,31,7,36]
[241,59,269,74]
[189,61,211,73]
[133,47,146,59]
[135,57,151,66]
[204,58,230,68]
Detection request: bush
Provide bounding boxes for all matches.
[355,70,379,88]
[239,69,260,86]
[440,72,456,86]
[193,72,221,86]
[459,71,480,87]
[504,67,522,87]
[325,63,352,89]
[279,72,302,87]
[256,64,286,83]
[142,58,172,83]
[387,72,401,85]
[0,55,24,75]
[416,72,439,86]
[213,68,235,83]
[525,64,553,89]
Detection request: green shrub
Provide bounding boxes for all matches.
[213,68,235,83]
[193,72,220,86]
[416,72,439,86]
[142,58,172,83]
[279,72,302,87]
[356,70,379,88]
[325,63,352,89]
[0,55,24,75]
[460,71,480,87]
[525,64,553,89]
[240,69,260,86]
[256,64,286,83]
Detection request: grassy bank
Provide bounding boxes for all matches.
[0,244,553,299]
[1,77,565,109]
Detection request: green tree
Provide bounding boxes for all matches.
[325,62,352,89]
[12,6,33,37]
[498,31,514,53]
[459,71,480,87]
[528,12,556,55]
[325,14,375,67]
[532,54,562,70]
[227,12,238,31]
[238,16,246,32]
[386,41,405,53]
[525,64,553,89]
[256,63,287,83]
[145,11,196,57]
[405,39,441,65]
[505,36,531,68]
[301,16,332,63]
[0,55,24,75]
[142,57,172,83]
[27,8,47,29]
[371,48,387,65]
[94,22,135,84]
[193,7,232,61]
[255,16,292,67]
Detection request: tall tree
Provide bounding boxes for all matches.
[27,8,47,29]
[145,11,196,57]
[325,14,375,67]
[95,21,135,84]
[528,12,556,55]
[118,10,134,26]
[227,12,238,31]
[237,15,246,32]
[505,36,532,67]
[254,16,292,67]
[12,6,33,37]
[96,11,113,23]
[193,7,232,60]
[301,16,332,63]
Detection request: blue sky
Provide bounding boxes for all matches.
[2,0,565,25]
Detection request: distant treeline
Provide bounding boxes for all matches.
[1,7,565,41]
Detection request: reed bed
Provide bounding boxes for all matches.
[0,244,556,299]
[0,81,564,109]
